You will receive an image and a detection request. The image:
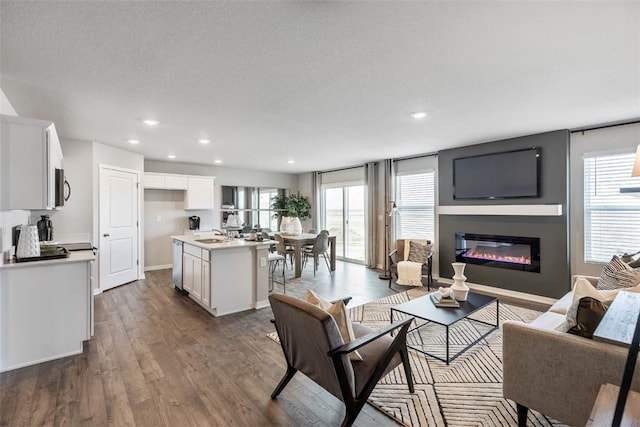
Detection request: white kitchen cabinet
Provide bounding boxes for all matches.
[182,243,208,306]
[0,114,63,210]
[0,252,95,372]
[185,176,215,210]
[143,172,187,190]
[202,260,211,307]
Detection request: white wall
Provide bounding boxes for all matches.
[570,122,640,276]
[144,189,185,268]
[0,88,28,264]
[143,160,299,269]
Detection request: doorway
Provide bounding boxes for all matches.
[99,165,141,291]
[323,184,365,263]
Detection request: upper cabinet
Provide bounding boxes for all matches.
[144,172,187,190]
[0,114,63,210]
[143,172,215,210]
[185,176,215,210]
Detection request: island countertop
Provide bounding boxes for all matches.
[171,235,273,251]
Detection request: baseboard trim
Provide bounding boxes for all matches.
[437,277,557,309]
[144,264,172,272]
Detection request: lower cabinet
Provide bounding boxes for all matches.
[182,244,209,308]
[0,255,95,372]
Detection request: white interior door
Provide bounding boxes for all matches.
[100,166,139,291]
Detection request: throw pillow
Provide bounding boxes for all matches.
[305,290,363,361]
[407,241,430,263]
[597,255,640,290]
[561,277,640,332]
[567,297,608,339]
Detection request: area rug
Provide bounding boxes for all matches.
[268,289,567,427]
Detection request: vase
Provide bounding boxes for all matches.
[16,225,40,258]
[280,217,302,235]
[450,262,469,301]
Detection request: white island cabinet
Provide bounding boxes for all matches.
[0,251,95,372]
[172,236,270,316]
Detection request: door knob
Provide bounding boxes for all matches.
[103,233,110,237]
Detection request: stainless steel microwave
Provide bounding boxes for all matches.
[55,168,69,207]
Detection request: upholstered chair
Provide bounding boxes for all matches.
[269,293,414,427]
[388,239,433,289]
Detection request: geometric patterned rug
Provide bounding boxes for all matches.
[268,288,568,427]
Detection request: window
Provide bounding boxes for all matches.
[258,188,279,231]
[394,171,436,241]
[584,151,640,263]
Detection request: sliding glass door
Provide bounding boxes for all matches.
[323,184,365,263]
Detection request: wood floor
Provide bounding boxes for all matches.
[1,260,550,426]
[0,261,403,427]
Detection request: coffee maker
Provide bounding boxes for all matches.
[189,216,200,230]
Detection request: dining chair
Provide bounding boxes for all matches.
[274,234,295,269]
[303,233,331,276]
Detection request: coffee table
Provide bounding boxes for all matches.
[390,292,499,365]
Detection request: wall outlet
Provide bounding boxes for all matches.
[260,257,267,267]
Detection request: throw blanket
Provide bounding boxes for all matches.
[396,260,422,286]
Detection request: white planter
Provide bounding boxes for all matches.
[450,262,469,301]
[280,217,302,236]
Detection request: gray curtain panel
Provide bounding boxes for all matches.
[365,162,378,268]
[382,159,396,273]
[311,171,322,231]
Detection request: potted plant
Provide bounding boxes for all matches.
[272,192,311,235]
[270,194,289,219]
[285,192,311,221]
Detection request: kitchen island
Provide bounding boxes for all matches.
[0,250,95,372]
[171,235,272,317]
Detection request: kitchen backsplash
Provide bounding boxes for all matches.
[0,210,29,263]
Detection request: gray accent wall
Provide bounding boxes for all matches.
[438,130,570,298]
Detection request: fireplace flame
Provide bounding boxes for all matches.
[462,250,531,265]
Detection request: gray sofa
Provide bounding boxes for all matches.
[503,276,640,426]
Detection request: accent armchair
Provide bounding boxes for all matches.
[388,239,433,289]
[269,293,414,427]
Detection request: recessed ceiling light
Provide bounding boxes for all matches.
[410,112,427,119]
[287,160,295,164]
[143,119,159,126]
[128,139,140,144]
[167,154,176,159]
[198,139,211,144]
[214,159,222,164]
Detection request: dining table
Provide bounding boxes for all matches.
[271,232,336,278]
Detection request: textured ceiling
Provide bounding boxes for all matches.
[1,1,639,173]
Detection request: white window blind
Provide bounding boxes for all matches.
[394,171,435,241]
[584,151,640,263]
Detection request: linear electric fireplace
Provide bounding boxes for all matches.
[455,233,541,273]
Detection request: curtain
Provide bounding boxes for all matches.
[311,171,322,231]
[364,162,378,268]
[382,159,396,274]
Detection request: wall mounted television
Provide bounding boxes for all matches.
[453,147,541,200]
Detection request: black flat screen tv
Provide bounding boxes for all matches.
[453,147,541,200]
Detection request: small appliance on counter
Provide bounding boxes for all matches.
[189,216,201,230]
[37,215,54,241]
[16,225,40,258]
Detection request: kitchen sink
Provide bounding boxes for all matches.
[194,238,225,244]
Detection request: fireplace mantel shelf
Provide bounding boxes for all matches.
[439,204,563,216]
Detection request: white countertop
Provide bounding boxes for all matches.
[171,235,273,250]
[0,250,95,270]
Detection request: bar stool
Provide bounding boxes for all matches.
[268,252,286,293]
